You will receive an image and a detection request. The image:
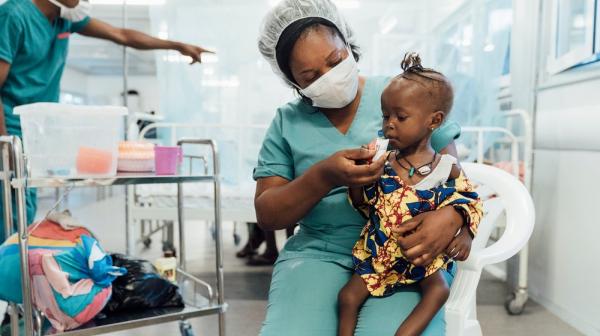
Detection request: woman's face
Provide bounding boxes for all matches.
[288,25,349,89]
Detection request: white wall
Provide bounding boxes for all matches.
[521,1,600,334]
[529,80,600,336]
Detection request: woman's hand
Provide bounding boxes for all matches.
[445,227,473,261]
[255,146,384,231]
[391,206,463,266]
[319,147,386,188]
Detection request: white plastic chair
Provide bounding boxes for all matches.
[446,163,535,336]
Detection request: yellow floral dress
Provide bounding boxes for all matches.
[350,154,482,297]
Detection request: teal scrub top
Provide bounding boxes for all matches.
[0,0,90,136]
[253,76,461,267]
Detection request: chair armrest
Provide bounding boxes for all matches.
[461,163,535,270]
[446,163,535,336]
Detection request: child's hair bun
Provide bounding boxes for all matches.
[395,52,454,114]
[401,52,424,72]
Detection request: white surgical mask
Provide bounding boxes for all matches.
[298,49,359,109]
[48,0,91,22]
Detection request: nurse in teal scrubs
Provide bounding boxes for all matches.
[0,0,212,241]
[254,0,477,335]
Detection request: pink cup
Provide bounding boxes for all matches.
[154,146,181,175]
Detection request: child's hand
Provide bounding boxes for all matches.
[445,226,472,261]
[348,185,364,207]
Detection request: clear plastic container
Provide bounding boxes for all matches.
[14,103,127,178]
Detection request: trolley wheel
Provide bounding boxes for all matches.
[179,321,195,336]
[505,291,527,315]
[142,237,152,248]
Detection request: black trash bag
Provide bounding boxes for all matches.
[103,254,184,314]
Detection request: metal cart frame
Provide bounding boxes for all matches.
[0,136,226,336]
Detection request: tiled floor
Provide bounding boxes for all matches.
[35,191,582,336]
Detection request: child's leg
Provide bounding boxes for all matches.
[395,270,450,336]
[338,274,371,336]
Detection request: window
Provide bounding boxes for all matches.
[596,0,600,53]
[486,1,513,76]
[547,0,596,74]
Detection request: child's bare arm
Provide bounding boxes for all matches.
[449,164,461,179]
[445,165,483,232]
[348,186,365,208]
[441,165,483,261]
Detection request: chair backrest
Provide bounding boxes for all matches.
[446,163,535,336]
[461,162,535,269]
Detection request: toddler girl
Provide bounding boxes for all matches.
[338,53,483,336]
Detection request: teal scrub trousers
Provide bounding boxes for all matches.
[261,255,454,335]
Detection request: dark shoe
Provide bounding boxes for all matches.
[246,253,278,266]
[236,244,259,258]
[236,225,265,258]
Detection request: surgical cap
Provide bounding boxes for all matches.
[258,0,356,86]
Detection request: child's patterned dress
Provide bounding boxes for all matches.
[351,154,483,297]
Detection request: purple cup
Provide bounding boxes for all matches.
[154,146,181,175]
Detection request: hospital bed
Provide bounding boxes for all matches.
[126,123,265,253]
[131,183,255,249]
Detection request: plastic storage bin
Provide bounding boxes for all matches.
[14,103,127,178]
